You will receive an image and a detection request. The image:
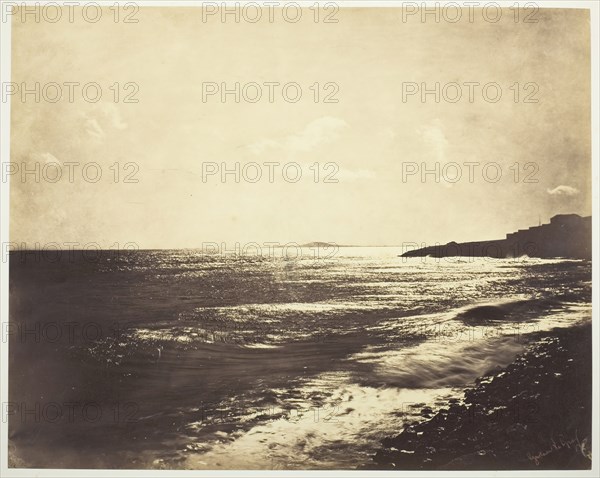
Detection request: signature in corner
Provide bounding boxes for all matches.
[527,432,591,466]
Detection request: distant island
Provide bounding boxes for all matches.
[300,242,340,248]
[401,214,592,260]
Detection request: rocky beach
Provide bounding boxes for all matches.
[365,322,593,470]
[8,253,592,469]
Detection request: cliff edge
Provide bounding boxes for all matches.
[401,214,591,260]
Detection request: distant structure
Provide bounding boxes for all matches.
[401,214,591,260]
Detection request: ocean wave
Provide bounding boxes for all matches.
[453,297,562,325]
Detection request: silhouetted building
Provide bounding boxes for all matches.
[402,214,591,260]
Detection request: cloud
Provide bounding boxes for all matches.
[247,139,280,155]
[379,127,397,140]
[83,103,128,141]
[84,118,105,140]
[248,116,348,155]
[99,103,128,130]
[37,152,61,164]
[417,118,448,163]
[547,185,580,196]
[337,168,376,181]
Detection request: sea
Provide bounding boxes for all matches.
[7,247,592,469]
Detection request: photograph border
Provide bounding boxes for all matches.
[0,1,598,476]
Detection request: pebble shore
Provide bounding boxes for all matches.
[364,322,592,470]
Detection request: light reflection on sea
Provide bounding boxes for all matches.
[8,249,592,469]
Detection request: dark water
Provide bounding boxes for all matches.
[8,248,592,469]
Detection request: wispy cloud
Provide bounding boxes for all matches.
[83,103,128,141]
[99,103,128,130]
[337,168,376,181]
[248,116,347,155]
[417,118,448,163]
[84,117,105,140]
[37,152,61,164]
[547,185,580,196]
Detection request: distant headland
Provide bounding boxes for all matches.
[300,242,339,248]
[401,214,592,260]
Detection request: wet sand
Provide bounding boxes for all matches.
[364,322,592,470]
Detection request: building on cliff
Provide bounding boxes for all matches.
[401,214,591,260]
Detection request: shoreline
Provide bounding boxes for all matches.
[363,322,592,470]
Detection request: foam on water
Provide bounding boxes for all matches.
[8,251,591,469]
[182,371,455,470]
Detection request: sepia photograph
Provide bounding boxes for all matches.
[0,1,598,475]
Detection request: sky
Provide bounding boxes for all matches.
[9,6,592,248]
